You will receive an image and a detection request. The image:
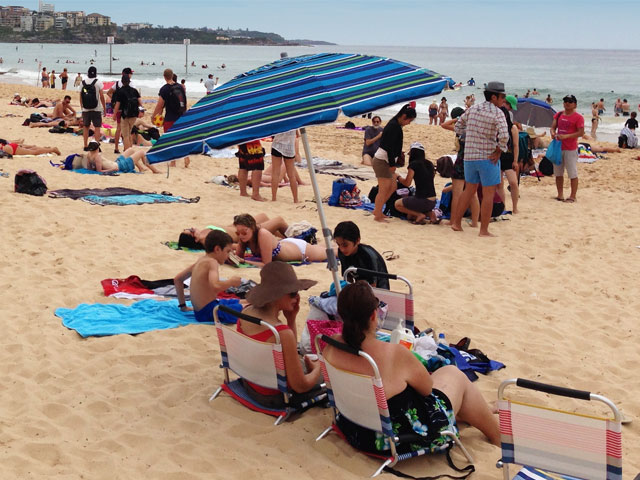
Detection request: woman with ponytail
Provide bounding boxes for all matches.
[323,281,500,454]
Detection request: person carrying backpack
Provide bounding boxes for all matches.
[79,66,105,151]
[113,74,142,151]
[107,67,136,153]
[151,68,190,167]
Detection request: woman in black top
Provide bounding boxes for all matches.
[371,104,416,223]
[395,143,438,224]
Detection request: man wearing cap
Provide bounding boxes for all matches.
[107,67,135,153]
[113,74,143,151]
[550,95,584,203]
[80,66,105,151]
[452,81,509,236]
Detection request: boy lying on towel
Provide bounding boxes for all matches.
[85,142,161,174]
[174,230,243,323]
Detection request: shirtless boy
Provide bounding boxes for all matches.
[29,95,77,127]
[174,230,243,323]
[85,142,161,174]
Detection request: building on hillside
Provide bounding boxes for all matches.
[59,11,85,28]
[20,14,35,31]
[86,13,111,26]
[122,22,152,31]
[38,0,54,14]
[54,16,66,29]
[35,13,54,31]
[1,6,32,28]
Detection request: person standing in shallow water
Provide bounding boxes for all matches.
[371,104,416,223]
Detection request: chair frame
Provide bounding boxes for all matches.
[343,266,414,332]
[209,304,325,425]
[496,378,622,480]
[315,334,473,477]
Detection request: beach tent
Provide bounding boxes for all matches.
[514,98,556,128]
[146,52,454,291]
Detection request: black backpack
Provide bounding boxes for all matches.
[538,156,554,176]
[121,87,140,118]
[81,79,99,109]
[166,83,186,115]
[15,169,47,196]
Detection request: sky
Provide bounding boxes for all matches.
[32,0,640,50]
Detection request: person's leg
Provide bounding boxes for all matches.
[14,145,61,155]
[261,216,288,237]
[304,244,329,262]
[555,176,564,200]
[373,177,393,222]
[505,169,519,213]
[238,168,249,197]
[431,366,500,446]
[394,198,426,224]
[283,157,299,203]
[451,182,479,231]
[114,117,122,152]
[497,172,506,203]
[469,191,479,227]
[250,170,265,201]
[271,155,283,201]
[479,184,497,237]
[565,150,578,202]
[448,179,464,226]
[361,154,372,166]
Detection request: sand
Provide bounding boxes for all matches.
[1,81,639,479]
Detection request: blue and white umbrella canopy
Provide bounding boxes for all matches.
[147,52,454,163]
[513,98,557,128]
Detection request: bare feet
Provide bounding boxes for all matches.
[479,230,496,237]
[374,215,390,223]
[564,198,576,203]
[411,214,427,225]
[240,192,250,197]
[451,223,463,232]
[53,147,61,155]
[251,195,266,202]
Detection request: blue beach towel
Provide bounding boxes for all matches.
[56,299,206,337]
[80,193,194,206]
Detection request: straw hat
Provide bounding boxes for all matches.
[526,126,538,138]
[246,261,317,308]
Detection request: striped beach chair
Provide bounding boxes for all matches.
[497,378,622,480]
[343,266,414,332]
[315,334,473,478]
[209,304,326,425]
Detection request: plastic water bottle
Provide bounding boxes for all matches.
[438,332,446,347]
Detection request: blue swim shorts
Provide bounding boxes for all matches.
[116,155,135,173]
[464,159,500,186]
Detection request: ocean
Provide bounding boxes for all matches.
[1,42,639,141]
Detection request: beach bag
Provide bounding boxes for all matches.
[538,156,554,176]
[307,319,343,354]
[545,139,562,166]
[81,79,99,109]
[329,177,357,206]
[439,183,452,216]
[14,169,47,196]
[167,83,187,115]
[339,185,362,208]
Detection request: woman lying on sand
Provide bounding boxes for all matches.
[322,281,501,454]
[179,213,288,249]
[85,142,160,174]
[233,213,329,266]
[0,138,61,156]
[238,261,324,408]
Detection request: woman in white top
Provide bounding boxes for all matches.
[270,129,299,203]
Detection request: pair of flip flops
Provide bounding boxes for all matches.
[382,250,399,261]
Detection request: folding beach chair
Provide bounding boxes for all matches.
[343,266,414,332]
[315,334,473,478]
[497,378,623,480]
[209,304,327,425]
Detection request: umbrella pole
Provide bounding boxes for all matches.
[299,127,342,295]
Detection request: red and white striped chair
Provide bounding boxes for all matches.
[497,378,623,480]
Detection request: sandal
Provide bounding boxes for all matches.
[382,250,399,261]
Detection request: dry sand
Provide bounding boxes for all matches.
[1,82,639,479]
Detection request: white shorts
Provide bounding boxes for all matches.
[553,149,578,179]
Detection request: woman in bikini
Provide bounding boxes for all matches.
[0,139,60,156]
[591,102,599,140]
[179,213,288,249]
[322,281,500,455]
[437,97,449,125]
[233,213,329,266]
[236,261,323,408]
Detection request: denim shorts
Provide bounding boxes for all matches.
[464,159,500,186]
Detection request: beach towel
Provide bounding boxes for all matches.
[56,299,204,337]
[80,193,198,206]
[49,187,148,199]
[296,157,375,181]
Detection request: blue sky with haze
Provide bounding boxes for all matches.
[38,0,638,49]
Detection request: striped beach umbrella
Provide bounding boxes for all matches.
[147,52,453,163]
[147,52,453,291]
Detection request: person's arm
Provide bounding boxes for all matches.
[440,118,457,131]
[114,101,121,115]
[364,129,382,146]
[208,264,242,292]
[396,167,415,187]
[174,263,195,311]
[454,111,467,136]
[151,97,164,121]
[550,115,558,139]
[255,229,274,266]
[67,105,76,116]
[282,293,300,339]
[99,89,106,112]
[496,115,509,152]
[279,328,321,393]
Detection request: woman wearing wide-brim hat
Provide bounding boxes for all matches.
[239,261,323,407]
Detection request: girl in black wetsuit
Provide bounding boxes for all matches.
[322,282,500,455]
[371,104,417,223]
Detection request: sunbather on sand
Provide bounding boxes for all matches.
[237,261,323,407]
[179,213,289,249]
[233,213,330,267]
[85,142,161,173]
[323,281,501,453]
[251,159,307,187]
[173,230,243,323]
[0,138,60,156]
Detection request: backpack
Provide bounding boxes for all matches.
[30,113,43,123]
[121,87,140,118]
[81,79,99,109]
[538,156,554,176]
[15,169,47,196]
[166,83,186,115]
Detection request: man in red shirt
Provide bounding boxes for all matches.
[550,95,584,203]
